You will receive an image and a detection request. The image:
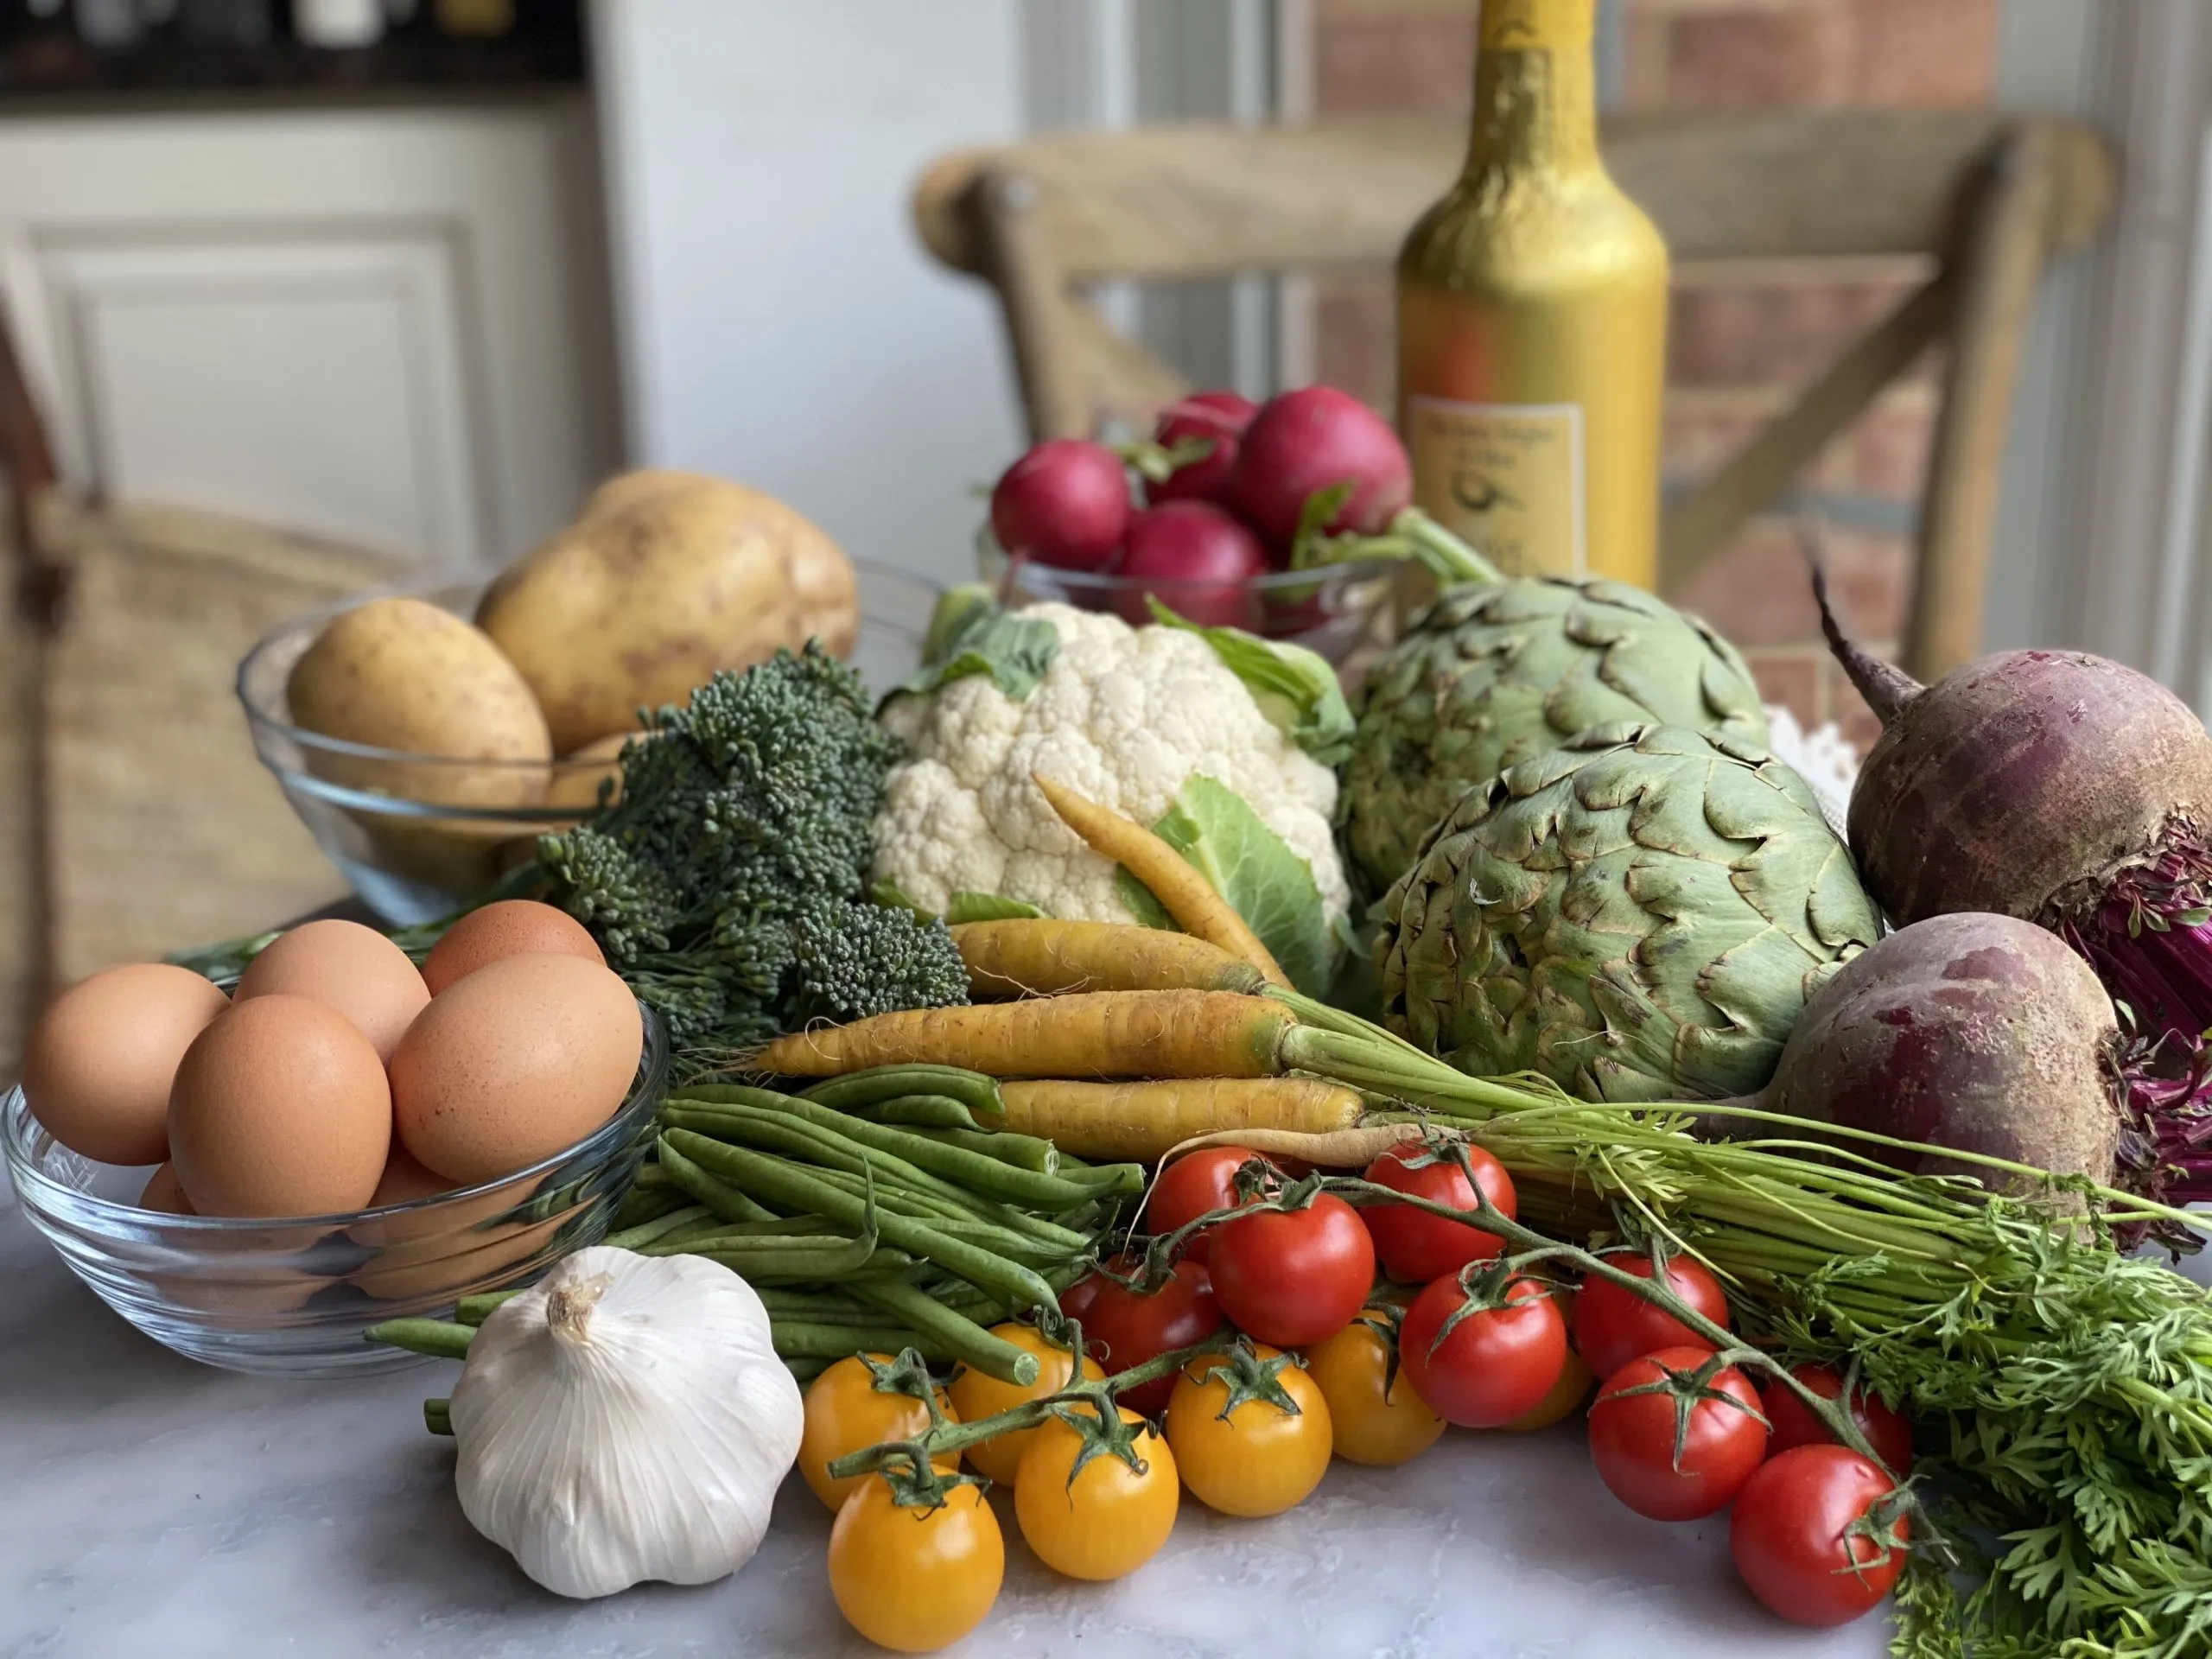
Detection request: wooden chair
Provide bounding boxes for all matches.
[912,110,2116,681]
[2,313,394,1074]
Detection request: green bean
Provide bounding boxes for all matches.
[604,1202,714,1251]
[631,1161,676,1190]
[656,1137,782,1224]
[907,1125,1060,1174]
[851,1279,1039,1385]
[771,1321,950,1363]
[663,1129,1057,1311]
[690,1243,914,1277]
[365,1318,474,1361]
[454,1288,527,1326]
[791,1066,1006,1118]
[852,1094,982,1130]
[1046,1160,1147,1199]
[610,1182,684,1230]
[754,1298,895,1326]
[798,1154,1094,1255]
[664,1103,973,1209]
[798,1159,976,1224]
[424,1397,453,1436]
[710,1093,1111,1211]
[785,1356,832,1385]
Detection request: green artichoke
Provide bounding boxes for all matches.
[1376,724,1879,1103]
[1341,578,1769,897]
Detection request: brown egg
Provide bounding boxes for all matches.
[138,1161,195,1216]
[168,994,392,1218]
[22,963,229,1165]
[236,918,429,1064]
[421,899,606,996]
[353,1209,567,1304]
[391,953,641,1185]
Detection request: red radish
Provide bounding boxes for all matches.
[1231,385,1412,549]
[1146,390,1260,507]
[1112,500,1268,630]
[990,439,1130,571]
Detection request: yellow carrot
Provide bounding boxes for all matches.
[994,1077,1364,1161]
[749,990,1294,1081]
[1156,1122,1425,1169]
[950,919,1265,999]
[1031,774,1291,989]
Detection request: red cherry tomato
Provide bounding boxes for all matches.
[1209,1192,1375,1350]
[1361,1141,1516,1283]
[1759,1363,1913,1474]
[1575,1250,1732,1381]
[1080,1256,1224,1417]
[1398,1274,1567,1428]
[1146,1147,1272,1266]
[1588,1345,1770,1521]
[1058,1272,1105,1327]
[1731,1446,1908,1626]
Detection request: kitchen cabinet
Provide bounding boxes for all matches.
[0,100,616,566]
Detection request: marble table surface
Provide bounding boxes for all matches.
[0,1181,1892,1659]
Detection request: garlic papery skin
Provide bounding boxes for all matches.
[449,1246,803,1599]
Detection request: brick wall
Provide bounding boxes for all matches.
[1309,0,2000,748]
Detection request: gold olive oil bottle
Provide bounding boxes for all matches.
[1396,0,1669,584]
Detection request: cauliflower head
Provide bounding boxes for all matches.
[874,603,1350,927]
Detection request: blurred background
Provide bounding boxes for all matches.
[0,4,2200,704]
[0,0,2205,1039]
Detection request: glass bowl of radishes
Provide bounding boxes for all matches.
[978,385,1411,665]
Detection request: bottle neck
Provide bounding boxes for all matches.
[1461,0,1600,178]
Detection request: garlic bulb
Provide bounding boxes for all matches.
[449,1246,803,1598]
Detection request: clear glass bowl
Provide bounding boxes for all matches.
[976,525,1400,665]
[1,1003,668,1377]
[237,560,940,925]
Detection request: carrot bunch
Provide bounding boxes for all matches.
[751,780,1362,1161]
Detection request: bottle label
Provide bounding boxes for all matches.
[1406,397,1586,578]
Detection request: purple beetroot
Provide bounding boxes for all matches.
[1759,913,2125,1190]
[1818,579,2212,1048]
[1145,391,1260,508]
[990,439,1131,572]
[1231,385,1412,550]
[1112,500,1269,630]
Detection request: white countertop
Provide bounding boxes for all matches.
[0,1183,1891,1659]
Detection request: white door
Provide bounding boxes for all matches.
[0,102,617,567]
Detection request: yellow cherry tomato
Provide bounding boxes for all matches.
[1014,1404,1179,1580]
[1500,1342,1594,1432]
[799,1352,959,1513]
[1304,1313,1446,1466]
[1164,1343,1333,1517]
[947,1323,1103,1486]
[829,1475,1003,1654]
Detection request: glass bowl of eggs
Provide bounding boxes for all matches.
[0,906,668,1377]
[238,559,941,927]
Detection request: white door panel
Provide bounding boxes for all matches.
[0,104,614,567]
[41,227,486,558]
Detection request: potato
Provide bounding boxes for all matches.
[286,597,551,809]
[476,470,859,753]
[543,730,635,817]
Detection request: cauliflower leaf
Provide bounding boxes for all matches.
[1116,775,1338,996]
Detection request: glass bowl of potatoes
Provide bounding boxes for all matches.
[0,1002,667,1377]
[236,561,939,925]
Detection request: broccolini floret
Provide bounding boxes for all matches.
[533,645,963,1068]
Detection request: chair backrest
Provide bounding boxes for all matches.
[913,109,2115,679]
